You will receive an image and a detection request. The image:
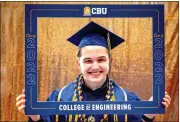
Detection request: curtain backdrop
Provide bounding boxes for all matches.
[1,2,178,121]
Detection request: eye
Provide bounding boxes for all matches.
[84,59,92,64]
[98,58,106,63]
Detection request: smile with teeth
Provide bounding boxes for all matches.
[89,71,102,75]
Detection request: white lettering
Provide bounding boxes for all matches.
[59,104,84,111]
[91,8,107,15]
[102,8,107,14]
[92,8,96,14]
[91,104,131,111]
[97,8,101,14]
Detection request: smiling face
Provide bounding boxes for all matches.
[77,46,111,90]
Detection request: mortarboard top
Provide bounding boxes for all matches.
[67,21,125,50]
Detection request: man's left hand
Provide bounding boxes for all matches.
[144,91,171,119]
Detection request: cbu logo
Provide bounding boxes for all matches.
[83,6,107,16]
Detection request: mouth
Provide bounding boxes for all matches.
[88,71,103,75]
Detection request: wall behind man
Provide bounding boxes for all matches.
[1,1,178,121]
[37,17,153,101]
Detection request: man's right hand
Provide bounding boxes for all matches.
[16,89,40,121]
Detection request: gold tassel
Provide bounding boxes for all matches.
[69,115,72,122]
[107,32,111,56]
[56,115,58,122]
[74,114,79,121]
[115,114,118,122]
[125,114,128,122]
[107,32,112,75]
[114,114,116,122]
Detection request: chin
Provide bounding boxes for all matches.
[87,76,106,83]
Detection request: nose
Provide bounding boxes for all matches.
[91,62,100,70]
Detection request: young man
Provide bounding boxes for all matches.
[16,21,171,122]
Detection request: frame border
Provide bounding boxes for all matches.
[25,4,165,115]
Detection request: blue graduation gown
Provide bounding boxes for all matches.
[28,80,142,122]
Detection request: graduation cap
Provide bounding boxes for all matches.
[67,21,125,50]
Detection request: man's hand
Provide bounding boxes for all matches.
[144,91,171,119]
[162,91,171,109]
[16,89,40,121]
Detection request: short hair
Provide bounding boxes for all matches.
[76,48,81,58]
[76,48,111,58]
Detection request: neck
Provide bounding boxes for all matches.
[83,78,107,91]
[84,82,104,91]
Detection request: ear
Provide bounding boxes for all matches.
[76,58,80,69]
[110,57,113,64]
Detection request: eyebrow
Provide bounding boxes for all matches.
[83,58,92,60]
[97,56,107,59]
[83,56,107,60]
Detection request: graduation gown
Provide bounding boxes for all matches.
[28,80,142,122]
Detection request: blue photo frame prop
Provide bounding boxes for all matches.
[25,4,165,115]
